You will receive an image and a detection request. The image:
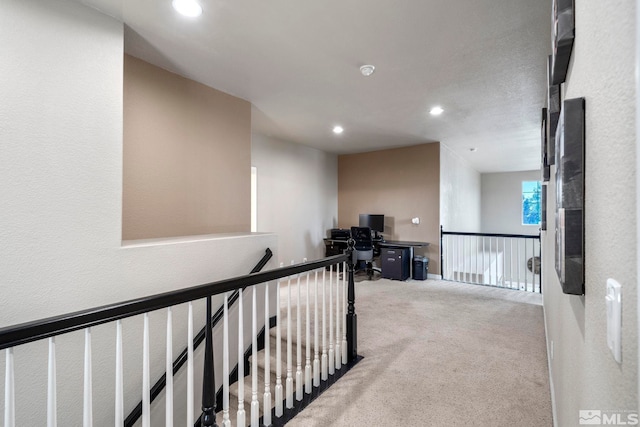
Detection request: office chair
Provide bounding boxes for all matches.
[350,226,380,279]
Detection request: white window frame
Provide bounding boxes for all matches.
[521,180,541,226]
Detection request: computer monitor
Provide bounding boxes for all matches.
[359,214,385,235]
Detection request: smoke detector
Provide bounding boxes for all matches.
[360,65,375,77]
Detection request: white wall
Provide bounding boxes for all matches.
[481,170,541,235]
[440,143,481,232]
[0,1,277,425]
[251,132,338,264]
[542,0,638,425]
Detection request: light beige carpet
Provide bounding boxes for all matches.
[287,278,552,427]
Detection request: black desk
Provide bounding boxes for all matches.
[323,239,429,278]
[377,240,429,249]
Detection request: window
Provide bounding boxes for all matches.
[522,181,541,225]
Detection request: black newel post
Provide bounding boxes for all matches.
[346,239,357,362]
[201,296,218,427]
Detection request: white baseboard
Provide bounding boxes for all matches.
[543,304,558,427]
[427,273,442,280]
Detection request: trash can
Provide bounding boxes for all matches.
[413,256,429,280]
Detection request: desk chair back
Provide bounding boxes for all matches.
[350,226,374,260]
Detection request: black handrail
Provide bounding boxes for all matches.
[441,230,540,239]
[124,248,273,427]
[0,253,348,351]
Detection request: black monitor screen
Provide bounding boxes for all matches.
[359,214,385,233]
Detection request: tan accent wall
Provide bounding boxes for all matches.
[123,55,251,240]
[338,143,441,274]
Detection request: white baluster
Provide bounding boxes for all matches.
[482,237,486,283]
[304,268,312,394]
[517,240,521,290]
[275,263,283,417]
[295,262,303,401]
[251,286,260,426]
[4,348,15,427]
[84,328,93,427]
[342,262,348,365]
[142,313,150,427]
[237,289,246,427]
[313,270,320,387]
[524,238,529,291]
[328,265,335,376]
[115,321,123,427]
[222,294,231,427]
[321,268,328,381]
[503,238,507,287]
[495,238,499,286]
[286,261,294,409]
[463,237,467,282]
[187,303,194,427]
[165,309,173,427]
[48,337,57,427]
[263,282,272,426]
[335,265,341,370]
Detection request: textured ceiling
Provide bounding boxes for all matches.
[78,0,551,173]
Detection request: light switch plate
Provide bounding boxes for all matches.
[606,278,622,363]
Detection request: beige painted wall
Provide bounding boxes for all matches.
[542,0,637,424]
[338,143,440,274]
[123,55,251,240]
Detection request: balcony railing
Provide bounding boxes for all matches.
[440,227,542,293]
[0,244,360,426]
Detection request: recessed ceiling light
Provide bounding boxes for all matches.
[430,106,444,116]
[333,126,344,134]
[172,0,202,17]
[360,65,375,77]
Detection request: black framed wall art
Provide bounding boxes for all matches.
[541,107,550,181]
[554,97,585,295]
[547,56,561,165]
[551,0,575,85]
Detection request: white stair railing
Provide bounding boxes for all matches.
[251,287,260,427]
[0,251,358,427]
[313,270,320,387]
[295,263,303,401]
[4,348,15,427]
[335,265,341,370]
[304,267,312,394]
[263,282,272,427]
[114,321,123,427]
[328,265,335,376]
[186,304,194,427]
[237,289,246,427]
[47,337,56,427]
[142,314,150,427]
[321,268,328,381]
[285,262,293,409]
[275,263,283,417]
[165,310,173,427]
[84,328,93,427]
[222,294,231,427]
